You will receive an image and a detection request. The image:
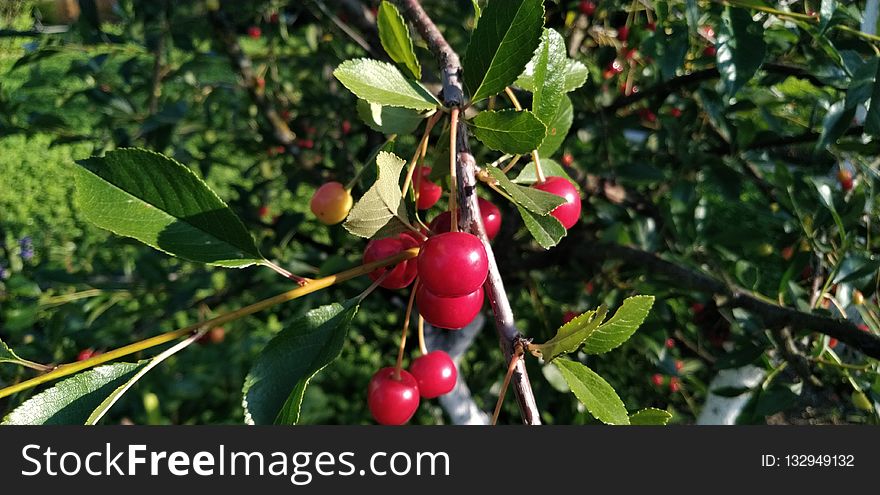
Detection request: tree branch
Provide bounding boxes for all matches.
[207,9,296,149]
[581,244,880,360]
[395,0,541,424]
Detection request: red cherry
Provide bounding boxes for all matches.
[428,199,501,241]
[781,246,794,261]
[297,138,314,149]
[409,350,457,398]
[675,360,684,371]
[579,1,596,16]
[416,284,484,330]
[651,374,664,386]
[610,60,624,74]
[417,232,488,297]
[256,77,265,89]
[368,367,420,425]
[561,153,574,167]
[669,377,681,392]
[584,281,595,294]
[341,119,352,135]
[858,324,869,332]
[280,110,291,121]
[838,169,853,191]
[703,45,717,57]
[638,108,657,123]
[269,12,279,24]
[562,311,578,324]
[647,21,656,31]
[362,234,419,289]
[665,338,675,349]
[625,48,638,60]
[669,107,682,118]
[618,26,630,42]
[248,26,262,40]
[416,167,442,210]
[828,337,839,348]
[77,349,96,361]
[258,205,269,218]
[603,68,616,79]
[691,302,705,315]
[701,25,715,39]
[532,177,581,229]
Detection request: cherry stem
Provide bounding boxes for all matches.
[402,113,441,199]
[503,87,545,183]
[417,315,428,356]
[356,271,391,303]
[491,347,523,425]
[262,259,311,286]
[500,154,521,174]
[449,108,460,232]
[394,279,420,380]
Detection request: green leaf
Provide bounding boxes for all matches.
[528,29,567,126]
[85,334,201,425]
[815,100,856,151]
[344,151,412,238]
[656,24,689,80]
[0,338,25,365]
[517,205,566,249]
[554,358,630,425]
[486,165,564,215]
[471,0,481,28]
[463,0,545,102]
[716,7,766,97]
[517,59,587,93]
[2,362,148,425]
[74,148,262,268]
[333,59,439,111]
[818,0,836,33]
[844,58,878,111]
[377,1,421,80]
[471,109,547,154]
[864,61,880,136]
[536,95,572,157]
[582,295,654,354]
[629,408,672,425]
[243,301,359,425]
[356,99,425,135]
[531,306,608,362]
[512,157,578,191]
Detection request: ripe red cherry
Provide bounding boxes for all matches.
[675,360,684,371]
[416,167,442,210]
[248,26,262,40]
[669,107,682,118]
[297,138,314,149]
[838,169,853,191]
[362,234,419,289]
[418,232,488,297]
[617,26,630,42]
[562,311,578,324]
[664,338,675,349]
[703,45,717,57]
[532,177,581,229]
[669,377,681,392]
[368,367,420,425]
[651,374,664,386]
[828,338,839,349]
[427,200,501,241]
[256,77,265,90]
[638,108,657,123]
[258,205,269,218]
[646,21,656,31]
[341,119,352,135]
[579,0,596,16]
[409,350,457,398]
[417,284,484,330]
[77,349,97,361]
[561,153,574,167]
[269,12,279,24]
[609,60,624,74]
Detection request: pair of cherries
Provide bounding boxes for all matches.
[368,350,457,425]
[363,229,489,330]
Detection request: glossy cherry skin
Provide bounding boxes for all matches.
[416,167,442,210]
[428,198,501,241]
[617,26,630,42]
[310,182,353,225]
[362,234,419,289]
[416,284,484,330]
[417,232,488,297]
[532,176,581,229]
[368,367,420,425]
[409,351,457,398]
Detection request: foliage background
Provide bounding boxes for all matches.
[1,0,879,425]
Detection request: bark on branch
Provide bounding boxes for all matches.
[394,0,541,424]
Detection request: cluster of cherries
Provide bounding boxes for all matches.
[309,157,582,422]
